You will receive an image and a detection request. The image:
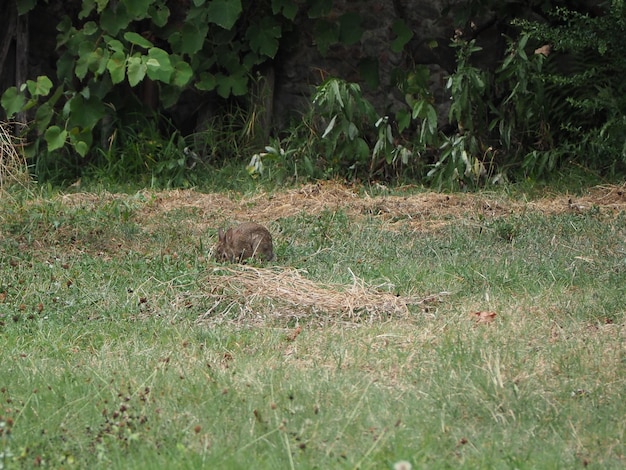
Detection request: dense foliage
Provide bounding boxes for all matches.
[1,0,625,186]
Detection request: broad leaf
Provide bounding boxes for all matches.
[216,72,248,98]
[83,21,99,36]
[44,126,68,152]
[107,51,126,84]
[307,0,332,18]
[148,3,170,27]
[271,0,297,20]
[196,72,217,91]
[396,108,411,133]
[17,0,38,15]
[339,13,363,46]
[180,22,209,55]
[100,2,131,35]
[146,47,173,83]
[26,76,53,97]
[358,57,379,89]
[122,0,152,19]
[171,60,193,87]
[1,87,25,117]
[313,20,339,56]
[391,19,413,53]
[127,55,147,87]
[79,0,96,19]
[34,103,54,133]
[68,94,105,129]
[124,32,154,49]
[247,17,282,58]
[105,37,125,53]
[69,127,94,157]
[207,0,242,30]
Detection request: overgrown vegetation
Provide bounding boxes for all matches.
[1,0,625,187]
[1,183,625,468]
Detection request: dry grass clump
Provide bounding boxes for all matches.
[125,180,626,235]
[197,265,440,325]
[0,121,29,189]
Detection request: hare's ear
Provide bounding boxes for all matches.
[218,228,225,242]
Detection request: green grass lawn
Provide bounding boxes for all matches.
[1,183,625,469]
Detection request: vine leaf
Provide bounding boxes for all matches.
[124,32,154,49]
[0,87,25,117]
[44,126,67,152]
[127,56,147,87]
[339,13,363,46]
[247,17,282,58]
[107,51,127,84]
[207,0,242,30]
[391,19,413,53]
[216,72,248,98]
[271,0,297,20]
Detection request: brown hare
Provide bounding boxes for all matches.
[214,222,274,263]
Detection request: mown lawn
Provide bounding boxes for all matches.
[1,183,625,469]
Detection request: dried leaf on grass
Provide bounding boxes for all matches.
[471,311,497,323]
[197,265,442,325]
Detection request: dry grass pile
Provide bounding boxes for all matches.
[197,265,439,325]
[127,181,626,234]
[0,121,28,189]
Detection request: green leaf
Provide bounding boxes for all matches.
[180,22,209,55]
[216,72,248,98]
[69,127,94,157]
[396,108,411,133]
[195,72,217,91]
[95,0,109,13]
[79,0,95,18]
[100,2,131,35]
[307,0,332,18]
[339,13,363,46]
[56,53,75,84]
[247,17,282,58]
[44,126,68,152]
[355,137,370,161]
[34,103,54,133]
[313,20,339,56]
[124,32,154,49]
[271,0,298,20]
[106,37,125,53]
[88,48,109,75]
[148,3,170,27]
[207,0,242,30]
[83,21,99,36]
[75,53,90,80]
[17,0,38,15]
[107,51,126,84]
[146,47,174,83]
[1,87,26,117]
[358,57,379,89]
[391,19,413,53]
[171,60,193,87]
[127,55,147,87]
[122,0,152,19]
[68,94,105,129]
[160,85,182,108]
[74,141,89,157]
[26,76,53,97]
